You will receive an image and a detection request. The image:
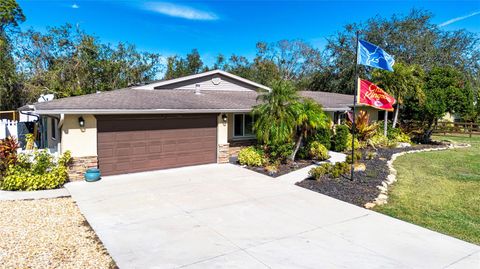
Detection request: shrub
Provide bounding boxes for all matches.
[346,111,378,140]
[346,133,361,151]
[365,151,376,160]
[308,163,332,180]
[368,134,389,147]
[392,132,412,144]
[333,125,349,152]
[308,141,329,161]
[238,146,265,167]
[346,151,362,164]
[266,142,294,163]
[310,127,332,150]
[1,150,72,191]
[0,137,19,175]
[331,162,350,178]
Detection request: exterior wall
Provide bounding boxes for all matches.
[61,114,97,157]
[217,113,229,163]
[156,74,258,91]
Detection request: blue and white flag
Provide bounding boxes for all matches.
[357,39,395,72]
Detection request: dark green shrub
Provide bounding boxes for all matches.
[308,163,332,180]
[346,151,362,164]
[266,142,294,163]
[333,125,349,152]
[331,162,350,178]
[238,146,265,167]
[311,127,332,150]
[308,141,329,161]
[1,150,72,191]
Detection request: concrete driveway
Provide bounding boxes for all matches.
[66,164,479,269]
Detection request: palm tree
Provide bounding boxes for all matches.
[290,98,330,161]
[372,62,425,128]
[252,80,299,146]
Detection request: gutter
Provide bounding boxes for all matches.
[31,108,254,115]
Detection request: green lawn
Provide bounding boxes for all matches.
[375,134,480,245]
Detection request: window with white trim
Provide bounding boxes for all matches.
[233,113,254,137]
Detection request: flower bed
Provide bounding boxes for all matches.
[241,159,313,177]
[296,143,445,206]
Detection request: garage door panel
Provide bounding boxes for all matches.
[97,114,217,176]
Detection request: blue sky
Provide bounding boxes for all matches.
[18,1,480,66]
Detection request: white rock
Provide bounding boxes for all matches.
[365,202,376,209]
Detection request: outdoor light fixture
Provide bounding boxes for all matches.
[78,116,85,128]
[221,114,227,125]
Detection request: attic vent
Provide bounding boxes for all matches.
[195,84,201,95]
[212,76,222,85]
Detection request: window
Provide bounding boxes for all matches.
[233,113,254,138]
[51,118,57,140]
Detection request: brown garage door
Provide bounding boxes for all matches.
[97,114,217,176]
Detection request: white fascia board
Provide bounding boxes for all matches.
[133,69,271,92]
[33,108,254,115]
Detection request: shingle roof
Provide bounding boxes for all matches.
[299,91,355,111]
[21,88,357,114]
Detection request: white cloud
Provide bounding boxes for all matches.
[144,2,218,21]
[439,11,480,27]
[71,3,79,9]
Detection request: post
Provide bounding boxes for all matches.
[383,112,388,137]
[350,31,360,181]
[470,122,473,138]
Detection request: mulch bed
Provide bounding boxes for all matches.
[296,143,446,207]
[241,159,313,178]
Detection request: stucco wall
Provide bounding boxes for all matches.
[217,113,228,145]
[61,114,97,157]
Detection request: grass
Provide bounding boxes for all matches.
[375,134,480,245]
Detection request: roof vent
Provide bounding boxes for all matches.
[195,83,201,95]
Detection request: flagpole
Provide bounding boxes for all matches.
[350,31,359,181]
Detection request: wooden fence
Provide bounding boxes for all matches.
[433,121,479,137]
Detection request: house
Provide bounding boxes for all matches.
[19,70,380,179]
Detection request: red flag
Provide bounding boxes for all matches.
[357,79,396,111]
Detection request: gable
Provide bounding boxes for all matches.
[155,74,258,92]
[133,70,270,92]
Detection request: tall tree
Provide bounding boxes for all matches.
[372,62,425,128]
[15,24,162,99]
[403,66,475,141]
[315,9,480,95]
[0,0,25,110]
[164,49,205,79]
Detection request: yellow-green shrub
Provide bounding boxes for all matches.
[238,146,265,167]
[346,133,361,151]
[308,163,332,180]
[368,134,389,147]
[308,141,330,161]
[331,162,350,178]
[1,150,71,191]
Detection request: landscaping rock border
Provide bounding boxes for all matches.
[364,142,471,209]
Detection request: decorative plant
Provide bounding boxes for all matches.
[308,141,329,161]
[290,98,330,161]
[252,80,299,146]
[238,146,265,167]
[333,125,349,152]
[346,110,378,141]
[0,136,19,174]
[1,150,72,191]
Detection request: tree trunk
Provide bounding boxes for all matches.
[392,105,400,128]
[422,119,436,143]
[290,134,303,162]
